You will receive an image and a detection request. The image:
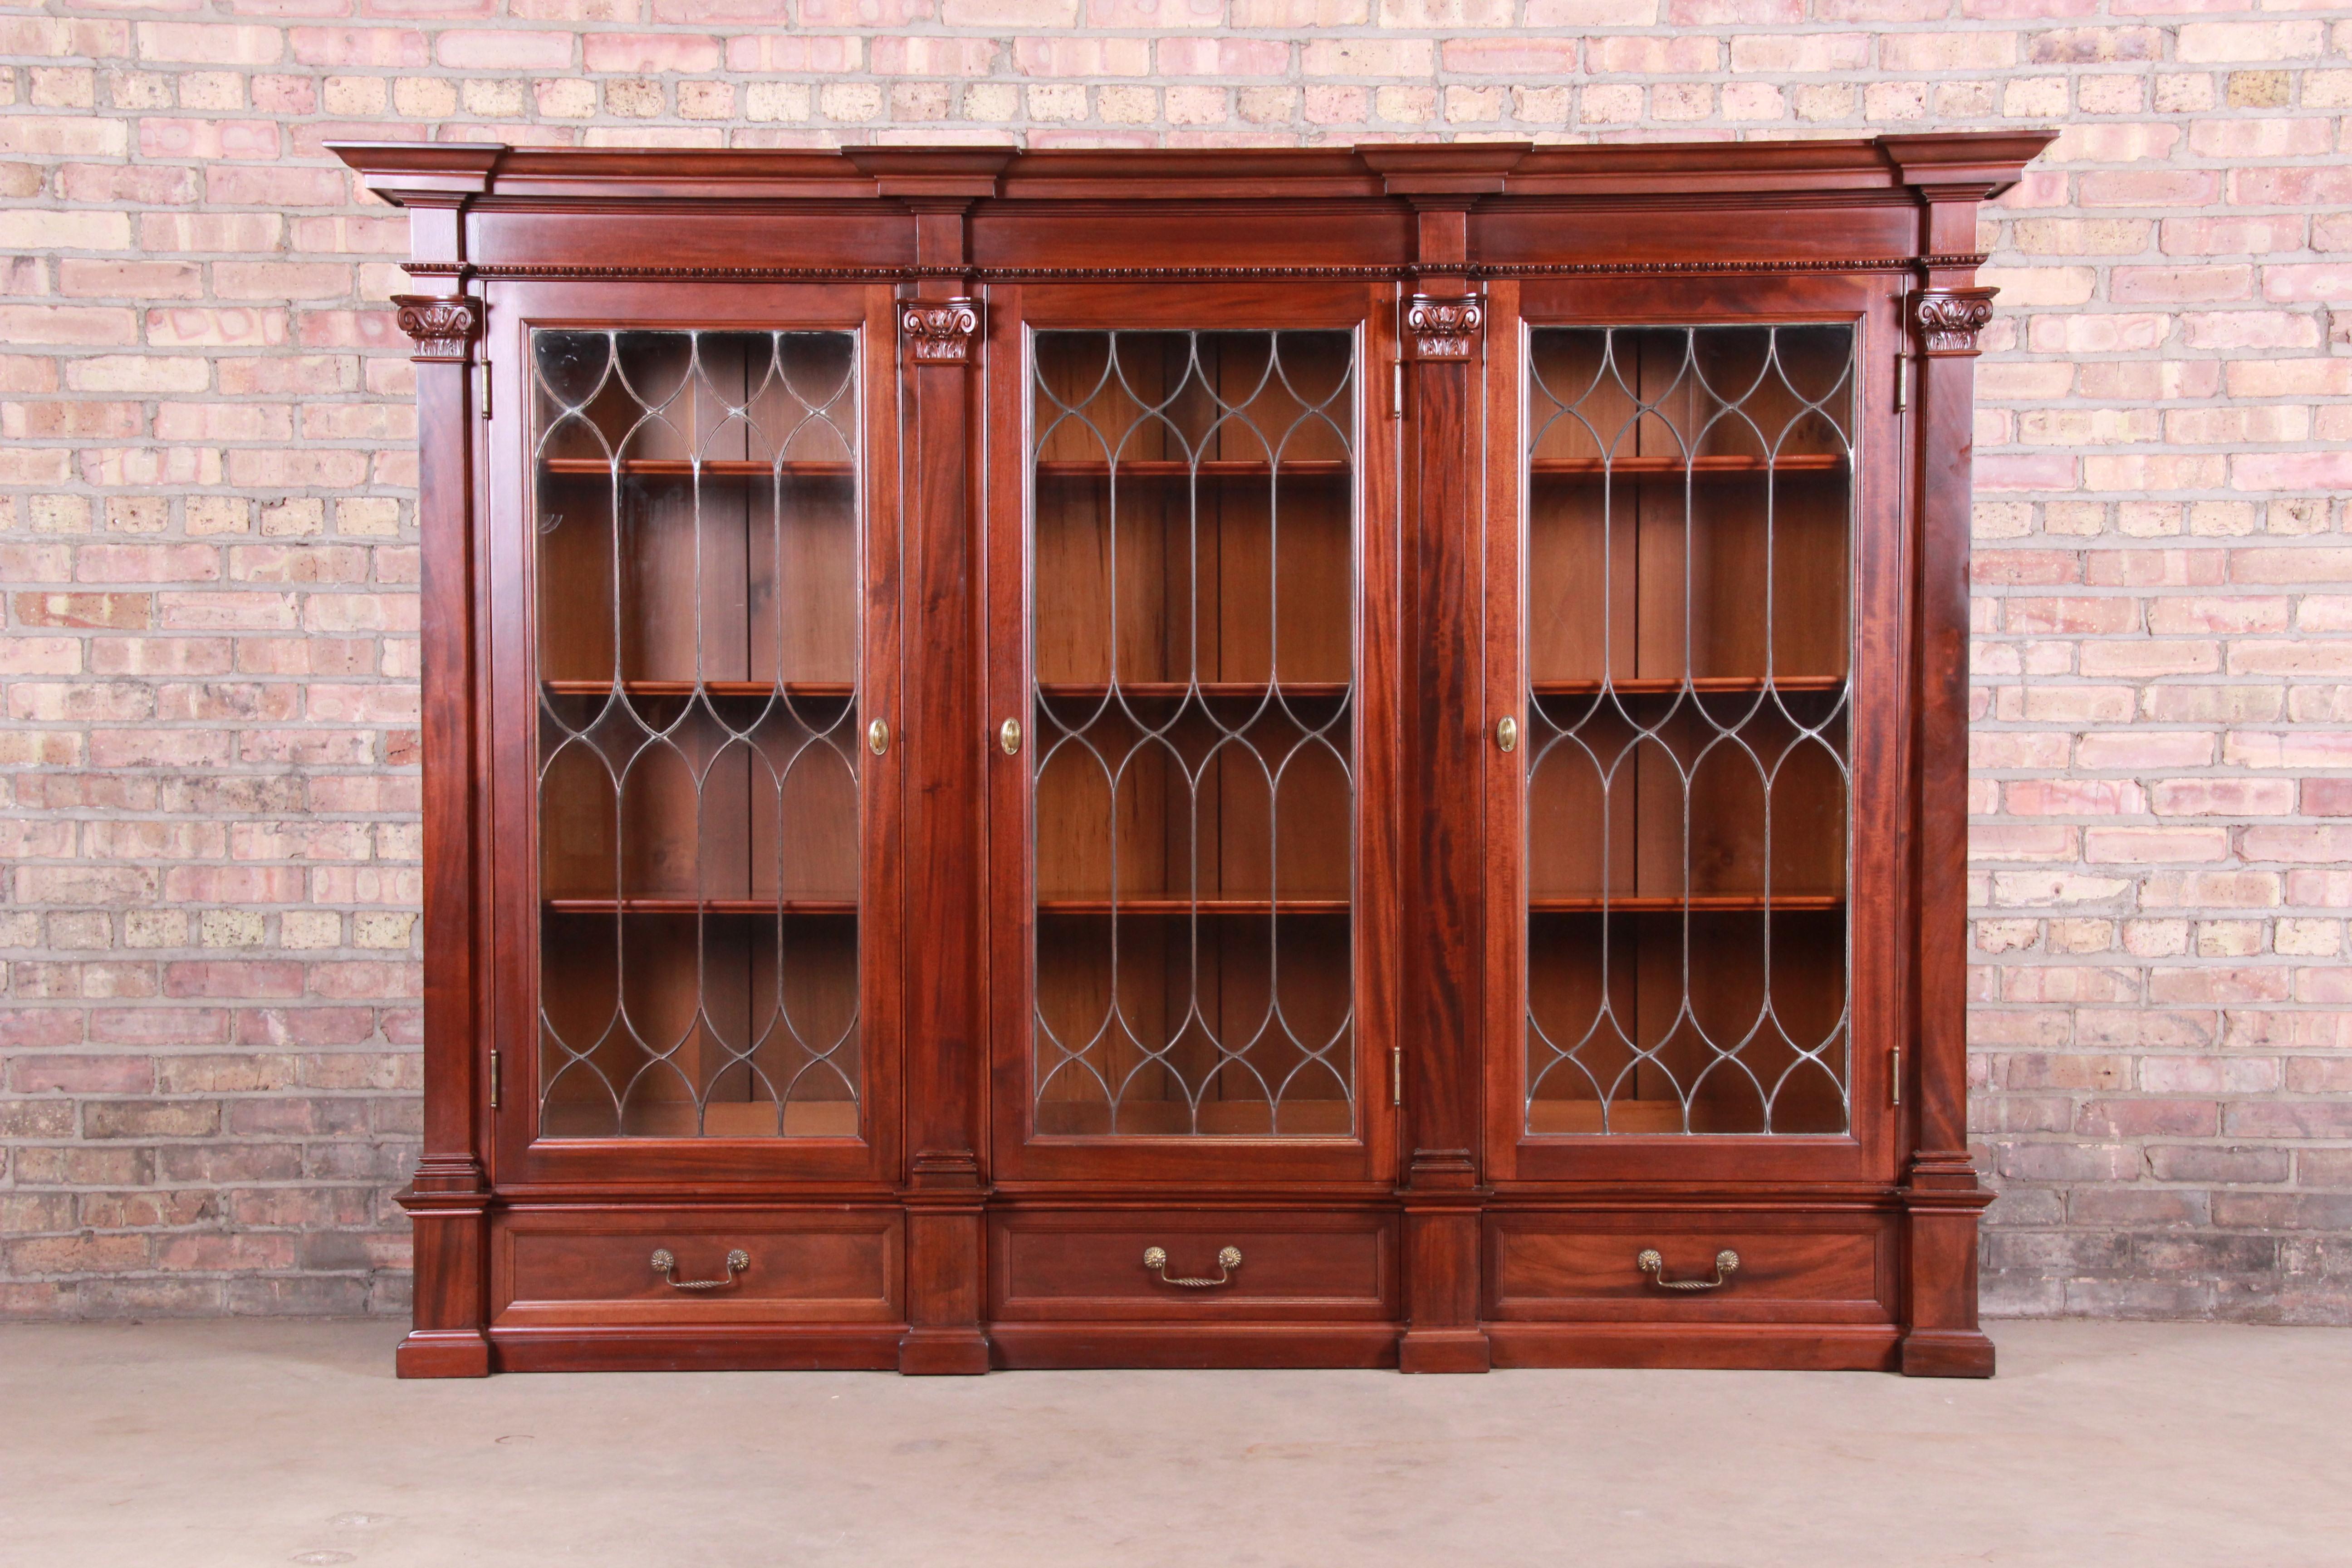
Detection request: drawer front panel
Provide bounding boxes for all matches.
[494,1208,902,1326]
[1487,1211,1893,1324]
[992,1209,1396,1322]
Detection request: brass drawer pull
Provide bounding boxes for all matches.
[651,1247,750,1291]
[1637,1247,1739,1291]
[1142,1244,1242,1289]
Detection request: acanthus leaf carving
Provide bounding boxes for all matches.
[902,297,980,366]
[1404,294,1484,361]
[1912,287,1997,357]
[391,293,483,363]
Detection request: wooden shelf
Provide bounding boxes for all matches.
[1529,894,1844,913]
[1036,898,1349,916]
[1036,681,1349,702]
[1034,459,1350,480]
[1529,453,1847,478]
[542,680,855,700]
[1530,675,1846,697]
[539,457,854,479]
[544,898,855,916]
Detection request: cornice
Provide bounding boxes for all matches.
[431,254,1986,284]
[329,141,500,207]
[329,133,2053,209]
[1879,131,2059,199]
[843,145,1014,201]
[1361,142,1533,199]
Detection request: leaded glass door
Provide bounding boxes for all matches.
[490,284,901,1185]
[1483,278,1908,1185]
[986,284,1400,1185]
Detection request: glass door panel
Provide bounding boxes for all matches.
[531,328,864,1138]
[1523,323,1855,1136]
[1029,328,1357,1137]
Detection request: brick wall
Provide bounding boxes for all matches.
[0,2,2346,1322]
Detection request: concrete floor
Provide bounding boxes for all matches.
[0,1321,2343,1567]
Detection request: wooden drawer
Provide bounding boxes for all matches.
[1487,1210,1894,1324]
[991,1208,1396,1322]
[492,1207,902,1327]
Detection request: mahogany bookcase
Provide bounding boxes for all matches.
[336,132,2051,1377]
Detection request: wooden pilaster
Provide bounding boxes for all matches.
[849,150,1011,1374]
[377,149,503,1379]
[1884,136,2016,1377]
[1369,145,1528,1372]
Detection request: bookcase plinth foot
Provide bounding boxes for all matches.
[899,1328,992,1375]
[1900,1328,1995,1379]
[1399,1328,1492,1374]
[397,1329,491,1379]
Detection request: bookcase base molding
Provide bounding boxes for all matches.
[342,131,2048,1380]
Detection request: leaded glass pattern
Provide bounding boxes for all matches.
[1523,324,1856,1136]
[531,328,863,1138]
[1029,329,1358,1137]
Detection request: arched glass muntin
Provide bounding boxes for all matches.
[1026,326,1362,1139]
[529,327,867,1140]
[1522,321,1859,1137]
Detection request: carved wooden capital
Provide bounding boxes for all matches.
[1404,293,1484,361]
[1911,287,1997,357]
[391,293,482,363]
[902,297,980,366]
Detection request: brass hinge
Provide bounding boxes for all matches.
[478,360,493,421]
[1391,360,1404,420]
[489,1049,501,1110]
[1391,1043,1402,1107]
[1889,1045,1900,1107]
[1893,353,1909,413]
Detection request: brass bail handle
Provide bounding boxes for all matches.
[1636,1247,1740,1292]
[651,1247,751,1291]
[1142,1244,1243,1289]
